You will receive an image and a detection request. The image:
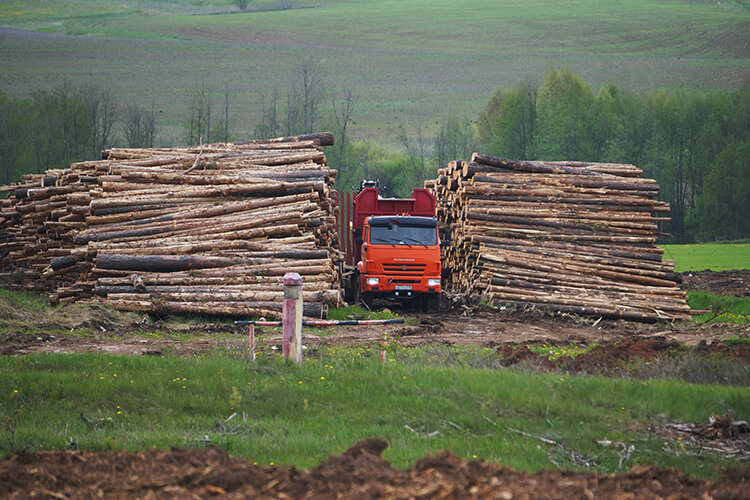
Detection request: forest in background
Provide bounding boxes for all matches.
[1,67,748,243]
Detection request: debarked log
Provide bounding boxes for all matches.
[104,288,340,306]
[96,254,276,272]
[105,299,327,318]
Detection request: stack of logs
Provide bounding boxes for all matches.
[0,133,340,319]
[426,153,691,321]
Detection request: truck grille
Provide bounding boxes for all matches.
[382,263,426,275]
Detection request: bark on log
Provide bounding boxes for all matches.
[106,299,326,318]
[267,132,334,147]
[104,288,340,306]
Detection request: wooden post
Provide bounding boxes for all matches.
[248,324,256,361]
[380,324,387,364]
[283,272,303,366]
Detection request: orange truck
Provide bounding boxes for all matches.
[338,182,442,310]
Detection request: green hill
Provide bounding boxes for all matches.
[1,0,748,140]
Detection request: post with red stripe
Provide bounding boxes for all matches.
[283,272,303,366]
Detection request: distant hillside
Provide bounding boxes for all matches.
[1,0,748,139]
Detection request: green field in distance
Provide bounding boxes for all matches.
[1,0,747,141]
[660,243,750,272]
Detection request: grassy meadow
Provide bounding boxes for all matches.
[1,0,748,140]
[688,291,750,323]
[661,242,750,323]
[661,243,750,272]
[1,350,748,478]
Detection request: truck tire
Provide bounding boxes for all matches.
[353,273,374,310]
[361,292,374,310]
[422,293,441,312]
[343,272,356,304]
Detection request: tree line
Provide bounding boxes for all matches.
[333,69,749,243]
[1,66,747,242]
[0,84,156,186]
[475,68,750,243]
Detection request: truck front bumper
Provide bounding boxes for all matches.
[361,275,441,297]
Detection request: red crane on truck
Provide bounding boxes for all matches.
[339,181,442,311]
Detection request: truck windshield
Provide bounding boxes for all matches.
[370,224,437,246]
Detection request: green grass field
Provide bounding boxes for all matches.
[661,243,750,272]
[659,243,749,322]
[1,350,747,478]
[1,0,747,141]
[688,291,750,323]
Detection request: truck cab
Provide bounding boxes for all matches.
[358,215,441,309]
[340,183,441,310]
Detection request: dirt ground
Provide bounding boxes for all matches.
[496,336,750,380]
[1,271,748,360]
[1,438,748,500]
[681,270,750,297]
[2,305,749,359]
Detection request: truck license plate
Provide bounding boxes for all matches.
[395,285,412,291]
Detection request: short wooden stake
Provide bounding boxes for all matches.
[380,325,387,364]
[248,324,256,361]
[283,272,303,366]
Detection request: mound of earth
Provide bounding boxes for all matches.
[681,270,750,297]
[498,338,750,377]
[1,439,748,499]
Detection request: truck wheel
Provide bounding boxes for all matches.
[343,273,356,303]
[422,293,441,312]
[353,274,374,310]
[361,292,374,310]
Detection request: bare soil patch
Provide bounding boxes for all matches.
[2,303,749,360]
[1,439,748,499]
[681,270,750,297]
[497,337,750,377]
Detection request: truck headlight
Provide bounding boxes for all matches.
[428,279,440,287]
[366,277,380,286]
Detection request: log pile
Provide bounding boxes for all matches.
[427,153,690,321]
[0,132,340,319]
